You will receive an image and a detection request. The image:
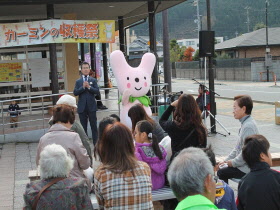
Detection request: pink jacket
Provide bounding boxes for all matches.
[36,123,91,179]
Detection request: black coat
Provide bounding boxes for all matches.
[237,162,280,210]
[73,76,99,113]
[159,105,207,160]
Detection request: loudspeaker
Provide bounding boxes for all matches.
[199,31,215,57]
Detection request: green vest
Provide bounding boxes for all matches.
[176,194,226,210]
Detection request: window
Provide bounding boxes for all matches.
[186,41,195,46]
[0,44,65,102]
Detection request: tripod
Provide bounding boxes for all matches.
[193,58,230,136]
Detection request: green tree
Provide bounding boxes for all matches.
[170,49,180,63]
[170,39,179,49]
[254,22,266,30]
[216,53,231,59]
[179,46,186,61]
[193,50,200,61]
[170,39,185,62]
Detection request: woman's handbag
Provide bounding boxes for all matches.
[164,129,195,186]
[170,129,195,161]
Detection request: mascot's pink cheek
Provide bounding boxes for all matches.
[144,82,147,87]
[127,83,131,88]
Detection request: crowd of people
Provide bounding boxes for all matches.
[22,62,280,210]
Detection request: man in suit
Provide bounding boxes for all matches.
[74,62,99,144]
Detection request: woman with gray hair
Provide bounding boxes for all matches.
[168,147,224,210]
[24,144,93,209]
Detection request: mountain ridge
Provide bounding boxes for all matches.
[132,0,280,41]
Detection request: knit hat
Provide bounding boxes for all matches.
[56,94,77,108]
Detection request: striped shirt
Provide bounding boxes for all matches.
[94,161,153,210]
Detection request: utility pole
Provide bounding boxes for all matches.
[265,0,269,82]
[245,6,250,33]
[195,0,201,38]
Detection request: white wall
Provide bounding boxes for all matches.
[177,37,224,53]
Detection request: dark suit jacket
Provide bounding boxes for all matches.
[73,76,99,113]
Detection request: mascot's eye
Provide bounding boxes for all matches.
[127,77,129,80]
[144,77,146,80]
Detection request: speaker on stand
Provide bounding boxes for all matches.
[199,31,215,57]
[197,31,230,136]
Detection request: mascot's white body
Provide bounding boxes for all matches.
[110,50,156,128]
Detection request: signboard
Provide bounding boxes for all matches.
[29,59,50,88]
[95,52,102,79]
[0,19,115,48]
[0,63,22,82]
[84,52,102,80]
[265,53,272,67]
[85,53,91,66]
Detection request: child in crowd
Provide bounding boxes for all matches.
[8,99,21,128]
[203,146,237,210]
[109,114,120,122]
[134,120,167,190]
[93,116,116,172]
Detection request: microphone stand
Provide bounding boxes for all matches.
[192,78,230,136]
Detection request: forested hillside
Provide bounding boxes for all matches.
[132,0,280,40]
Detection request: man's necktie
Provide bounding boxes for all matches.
[85,76,88,82]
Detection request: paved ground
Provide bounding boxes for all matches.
[0,80,280,209]
[170,78,280,103]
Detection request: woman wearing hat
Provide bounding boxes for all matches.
[49,94,92,164]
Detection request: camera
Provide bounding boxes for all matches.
[170,91,183,103]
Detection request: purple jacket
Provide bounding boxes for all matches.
[135,142,167,190]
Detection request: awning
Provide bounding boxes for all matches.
[0,0,185,29]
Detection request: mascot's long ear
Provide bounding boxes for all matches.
[138,53,156,75]
[110,50,130,75]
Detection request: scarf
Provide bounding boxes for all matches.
[118,95,151,107]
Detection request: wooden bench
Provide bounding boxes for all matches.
[216,152,280,184]
[216,152,280,167]
[28,153,280,208]
[28,170,175,209]
[28,169,40,181]
[29,153,280,181]
[230,178,241,183]
[272,152,280,166]
[90,186,175,209]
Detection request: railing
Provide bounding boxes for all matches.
[0,84,169,142]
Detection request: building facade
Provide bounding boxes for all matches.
[177,37,224,52]
[215,27,280,59]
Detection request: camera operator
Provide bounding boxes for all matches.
[196,84,210,117]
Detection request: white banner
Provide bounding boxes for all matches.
[29,59,50,88]
[0,19,115,48]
